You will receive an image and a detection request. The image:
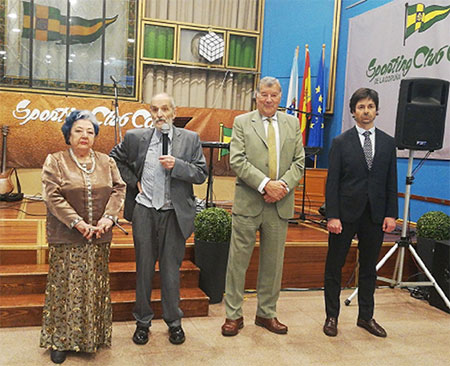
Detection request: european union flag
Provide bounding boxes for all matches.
[307,51,326,147]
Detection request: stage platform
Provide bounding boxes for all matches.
[0,199,416,327]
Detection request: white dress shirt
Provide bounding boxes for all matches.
[258,113,282,193]
[355,125,376,158]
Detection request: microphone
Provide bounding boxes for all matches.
[110,75,118,85]
[161,123,170,155]
[114,221,129,235]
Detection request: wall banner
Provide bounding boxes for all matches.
[0,91,243,172]
[343,0,450,159]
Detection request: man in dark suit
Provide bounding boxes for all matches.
[323,88,398,338]
[110,93,207,345]
[221,77,304,336]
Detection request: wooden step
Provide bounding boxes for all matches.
[109,261,200,292]
[0,260,200,295]
[0,288,209,328]
[111,288,209,322]
[0,242,196,265]
[0,264,49,295]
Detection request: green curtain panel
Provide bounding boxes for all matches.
[228,35,256,68]
[144,25,174,60]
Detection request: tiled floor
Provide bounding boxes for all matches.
[1,288,449,366]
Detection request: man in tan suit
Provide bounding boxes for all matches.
[221,77,304,336]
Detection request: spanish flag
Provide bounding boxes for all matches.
[404,3,450,41]
[22,1,118,44]
[298,45,311,144]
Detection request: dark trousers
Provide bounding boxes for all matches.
[324,204,384,320]
[132,203,185,328]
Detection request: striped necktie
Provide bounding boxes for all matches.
[267,117,277,179]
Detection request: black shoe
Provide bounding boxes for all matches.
[133,326,149,345]
[168,325,185,345]
[50,349,67,364]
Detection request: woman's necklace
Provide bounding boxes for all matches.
[69,148,96,174]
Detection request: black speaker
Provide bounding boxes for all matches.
[429,240,450,313]
[395,78,449,151]
[416,237,435,282]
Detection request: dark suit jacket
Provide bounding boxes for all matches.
[110,126,207,239]
[325,126,398,224]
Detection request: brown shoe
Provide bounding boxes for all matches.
[221,317,244,336]
[357,318,387,337]
[255,316,288,334]
[323,317,338,337]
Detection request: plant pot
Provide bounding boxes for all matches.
[194,238,230,304]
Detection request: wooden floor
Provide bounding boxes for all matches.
[0,199,418,328]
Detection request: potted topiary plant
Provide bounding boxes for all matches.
[194,207,232,304]
[417,211,450,242]
[416,211,450,281]
[416,211,450,312]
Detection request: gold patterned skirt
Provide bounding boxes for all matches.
[40,242,112,353]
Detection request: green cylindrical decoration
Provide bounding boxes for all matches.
[166,28,174,60]
[163,27,168,59]
[249,38,256,68]
[145,25,156,58]
[243,38,252,68]
[229,35,236,66]
[156,26,166,59]
[235,37,242,67]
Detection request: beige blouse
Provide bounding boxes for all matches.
[42,149,126,244]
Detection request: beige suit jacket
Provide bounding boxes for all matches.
[230,110,305,219]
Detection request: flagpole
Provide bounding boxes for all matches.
[314,43,326,170]
[322,43,326,63]
[403,3,408,46]
[278,107,321,118]
[218,123,223,161]
[295,46,300,117]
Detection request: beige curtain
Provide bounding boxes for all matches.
[143,65,254,110]
[145,0,259,31]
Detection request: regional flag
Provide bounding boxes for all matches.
[404,3,450,42]
[285,47,299,116]
[219,123,232,160]
[63,14,118,45]
[22,1,118,45]
[307,47,326,148]
[298,46,311,143]
[418,4,450,32]
[22,1,63,42]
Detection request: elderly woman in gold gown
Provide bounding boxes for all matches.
[39,110,126,364]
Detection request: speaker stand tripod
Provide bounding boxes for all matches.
[344,150,450,310]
